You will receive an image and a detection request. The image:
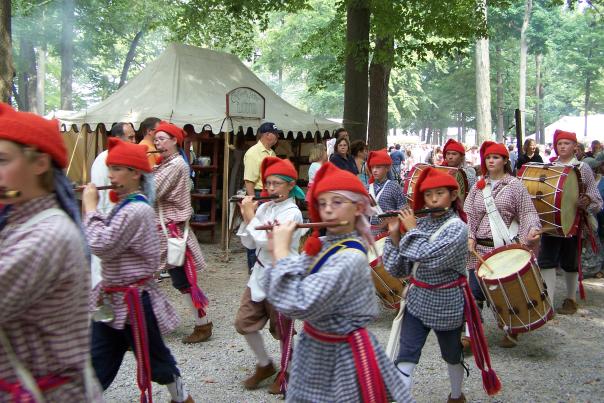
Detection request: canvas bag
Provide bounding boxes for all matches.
[159,206,189,267]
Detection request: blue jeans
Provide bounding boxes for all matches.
[91,292,180,389]
[396,309,463,365]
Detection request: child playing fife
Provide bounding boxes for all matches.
[264,162,413,403]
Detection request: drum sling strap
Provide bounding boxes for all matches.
[304,239,390,402]
[369,180,391,216]
[481,182,518,248]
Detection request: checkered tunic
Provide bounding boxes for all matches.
[368,179,407,235]
[263,232,413,403]
[85,196,179,335]
[462,166,477,190]
[463,174,541,271]
[383,210,468,331]
[0,195,102,402]
[154,153,206,272]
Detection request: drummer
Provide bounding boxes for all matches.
[366,149,407,236]
[441,139,477,189]
[464,141,541,348]
[538,130,603,315]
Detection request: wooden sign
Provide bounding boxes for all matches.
[226,87,265,119]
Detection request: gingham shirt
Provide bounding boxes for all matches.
[85,196,179,335]
[154,153,206,271]
[462,165,478,190]
[554,157,603,215]
[464,174,542,271]
[0,195,102,402]
[368,179,407,235]
[383,210,468,331]
[263,232,413,403]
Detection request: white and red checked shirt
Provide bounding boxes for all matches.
[154,153,206,272]
[85,195,179,334]
[0,195,102,402]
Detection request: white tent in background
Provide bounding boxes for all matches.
[53,43,338,135]
[527,114,604,144]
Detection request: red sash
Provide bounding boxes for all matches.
[104,277,153,403]
[410,276,501,396]
[275,313,295,394]
[303,322,388,403]
[0,375,70,402]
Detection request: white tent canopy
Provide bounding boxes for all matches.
[527,114,604,144]
[54,43,339,135]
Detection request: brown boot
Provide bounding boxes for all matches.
[243,362,276,390]
[170,395,194,403]
[447,392,466,403]
[268,375,284,395]
[461,336,472,355]
[498,333,518,348]
[556,298,578,315]
[182,323,213,344]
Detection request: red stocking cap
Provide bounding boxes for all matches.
[109,190,120,203]
[0,103,67,168]
[106,138,152,172]
[552,129,577,156]
[304,162,369,255]
[155,121,185,145]
[366,149,392,184]
[261,156,298,182]
[443,139,466,155]
[413,167,459,211]
[479,141,509,176]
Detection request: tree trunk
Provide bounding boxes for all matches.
[60,0,75,110]
[496,45,505,142]
[0,0,13,103]
[36,44,46,114]
[475,37,492,144]
[461,112,466,143]
[518,0,533,138]
[343,0,370,142]
[535,53,543,144]
[368,35,393,150]
[19,37,37,112]
[118,28,145,89]
[583,46,593,138]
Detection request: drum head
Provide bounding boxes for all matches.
[478,248,532,280]
[560,169,579,236]
[368,236,386,267]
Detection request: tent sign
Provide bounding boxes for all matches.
[226,87,265,119]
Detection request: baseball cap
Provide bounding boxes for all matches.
[258,122,281,135]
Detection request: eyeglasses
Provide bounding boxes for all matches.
[317,200,355,210]
[154,136,172,142]
[265,180,287,188]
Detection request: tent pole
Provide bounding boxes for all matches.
[221,120,231,260]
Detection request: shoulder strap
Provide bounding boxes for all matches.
[108,194,149,223]
[19,208,67,232]
[0,329,46,402]
[412,216,461,277]
[308,238,367,275]
[159,205,190,241]
[481,183,515,247]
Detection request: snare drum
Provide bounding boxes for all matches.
[477,244,553,334]
[367,235,407,309]
[404,163,468,205]
[517,163,580,237]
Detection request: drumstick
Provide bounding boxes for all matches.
[0,189,21,198]
[74,185,121,192]
[230,195,281,202]
[254,221,349,230]
[147,150,161,154]
[471,250,494,274]
[377,207,449,218]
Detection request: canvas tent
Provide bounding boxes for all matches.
[526,114,604,144]
[54,43,339,135]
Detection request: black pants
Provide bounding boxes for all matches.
[91,292,180,390]
[537,234,579,272]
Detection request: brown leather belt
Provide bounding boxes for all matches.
[476,238,494,247]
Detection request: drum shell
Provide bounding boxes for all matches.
[404,163,468,206]
[517,164,579,237]
[368,235,406,309]
[477,244,554,334]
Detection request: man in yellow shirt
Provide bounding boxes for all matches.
[242,122,279,272]
[243,122,279,196]
[138,117,161,169]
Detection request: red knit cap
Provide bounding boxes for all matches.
[155,121,185,145]
[0,103,67,168]
[479,141,509,176]
[106,137,152,172]
[366,149,392,170]
[552,129,577,155]
[413,167,459,211]
[261,156,298,183]
[443,139,466,156]
[304,162,369,255]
